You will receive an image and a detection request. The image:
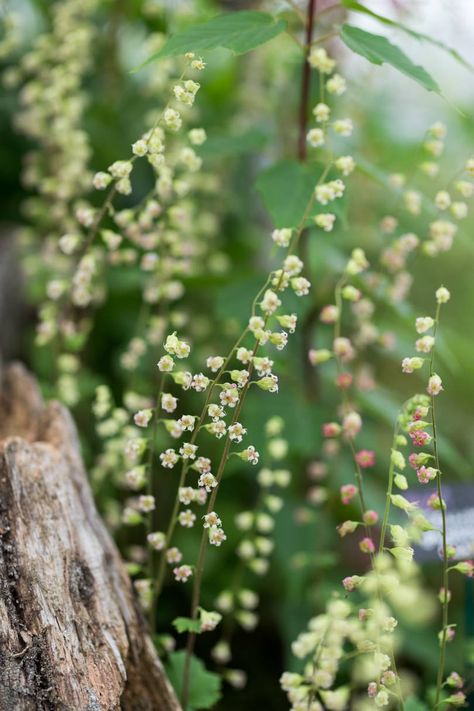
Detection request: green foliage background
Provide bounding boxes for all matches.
[2,1,474,708]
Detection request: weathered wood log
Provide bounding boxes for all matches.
[0,363,181,711]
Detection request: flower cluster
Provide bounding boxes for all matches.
[211,417,291,675]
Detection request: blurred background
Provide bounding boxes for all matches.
[1,1,473,708]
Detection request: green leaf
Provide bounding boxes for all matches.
[197,127,270,158]
[172,617,203,634]
[256,159,347,229]
[340,24,440,94]
[256,160,322,228]
[138,11,286,67]
[341,1,473,72]
[166,651,221,710]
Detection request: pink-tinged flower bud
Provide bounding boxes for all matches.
[334,336,355,362]
[358,608,372,621]
[413,406,429,420]
[309,348,332,365]
[340,484,358,505]
[453,560,474,577]
[441,545,457,560]
[415,316,435,333]
[359,537,375,554]
[355,449,375,468]
[409,452,432,469]
[320,304,339,323]
[336,372,353,390]
[343,411,362,438]
[337,520,359,537]
[416,465,437,484]
[446,692,466,707]
[416,336,435,353]
[428,493,446,510]
[322,422,341,438]
[401,356,424,373]
[381,671,396,687]
[363,510,379,526]
[446,672,464,689]
[446,627,456,642]
[439,587,452,603]
[342,575,363,592]
[367,682,378,698]
[409,430,432,447]
[427,373,443,396]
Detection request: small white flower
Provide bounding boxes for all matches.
[179,442,198,460]
[427,373,443,396]
[199,472,218,492]
[228,422,247,443]
[166,547,182,564]
[271,228,292,247]
[203,511,221,528]
[173,565,192,582]
[179,487,195,505]
[191,373,210,392]
[161,393,178,413]
[160,448,179,468]
[195,457,212,473]
[326,73,346,95]
[415,316,435,333]
[132,139,148,156]
[137,495,155,513]
[209,526,227,546]
[157,355,174,372]
[178,414,196,431]
[208,404,225,420]
[307,127,325,148]
[179,509,196,528]
[147,531,166,550]
[206,355,225,372]
[333,118,353,136]
[313,102,330,122]
[291,277,311,296]
[220,386,239,408]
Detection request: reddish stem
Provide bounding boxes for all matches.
[297,0,317,161]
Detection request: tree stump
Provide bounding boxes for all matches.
[0,364,181,711]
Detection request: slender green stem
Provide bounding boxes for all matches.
[432,303,449,706]
[153,329,249,604]
[147,374,166,630]
[333,279,404,709]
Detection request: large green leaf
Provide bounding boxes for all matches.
[197,127,269,158]
[256,160,321,228]
[165,651,221,710]
[341,1,473,72]
[256,159,347,229]
[139,11,286,67]
[340,24,440,94]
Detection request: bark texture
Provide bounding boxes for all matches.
[0,363,181,711]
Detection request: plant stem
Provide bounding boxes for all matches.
[147,374,165,630]
[333,279,405,709]
[297,0,317,161]
[153,330,249,605]
[432,303,449,706]
[180,164,328,706]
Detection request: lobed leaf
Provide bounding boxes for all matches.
[166,651,221,710]
[172,616,203,634]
